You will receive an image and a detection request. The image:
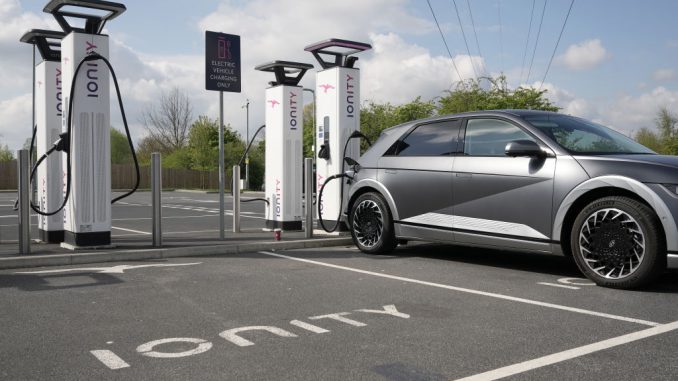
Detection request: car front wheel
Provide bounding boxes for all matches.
[350,192,397,254]
[570,196,666,289]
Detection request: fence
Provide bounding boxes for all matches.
[0,161,222,191]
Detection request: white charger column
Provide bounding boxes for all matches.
[305,39,371,231]
[255,61,314,231]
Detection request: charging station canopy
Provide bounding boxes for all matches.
[205,31,241,92]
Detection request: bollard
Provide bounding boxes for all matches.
[151,153,162,247]
[304,157,314,238]
[232,165,240,233]
[17,150,30,254]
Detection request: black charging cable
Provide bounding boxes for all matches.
[27,52,140,216]
[235,124,268,205]
[316,130,372,233]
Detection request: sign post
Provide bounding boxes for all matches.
[205,31,241,239]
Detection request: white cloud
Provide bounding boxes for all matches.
[602,87,678,133]
[557,39,609,70]
[362,33,481,104]
[653,68,676,82]
[0,93,31,149]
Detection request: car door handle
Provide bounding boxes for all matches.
[385,169,397,174]
[455,173,472,178]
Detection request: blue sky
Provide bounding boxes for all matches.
[1,0,677,151]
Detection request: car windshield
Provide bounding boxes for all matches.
[523,114,655,155]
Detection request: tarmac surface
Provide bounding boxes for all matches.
[1,191,677,380]
[0,190,287,255]
[1,244,677,380]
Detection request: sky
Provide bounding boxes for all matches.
[1,0,677,152]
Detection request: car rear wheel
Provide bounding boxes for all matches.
[570,196,666,289]
[350,192,397,254]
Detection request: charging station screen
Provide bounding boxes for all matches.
[205,31,241,92]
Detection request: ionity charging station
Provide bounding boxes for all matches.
[305,39,372,231]
[44,0,128,248]
[20,29,66,243]
[254,61,314,231]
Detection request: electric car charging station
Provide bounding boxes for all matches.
[254,61,314,231]
[305,39,372,231]
[20,29,66,244]
[44,0,128,248]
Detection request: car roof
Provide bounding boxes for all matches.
[381,109,560,134]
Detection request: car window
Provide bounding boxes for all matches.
[386,120,461,156]
[523,114,655,155]
[463,119,534,156]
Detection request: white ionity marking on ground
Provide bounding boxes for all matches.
[90,350,130,370]
[111,226,151,235]
[454,320,678,381]
[537,282,580,290]
[258,252,660,327]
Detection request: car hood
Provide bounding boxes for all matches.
[574,154,678,183]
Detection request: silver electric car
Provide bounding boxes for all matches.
[346,110,678,289]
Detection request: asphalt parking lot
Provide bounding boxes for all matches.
[0,191,272,250]
[1,243,676,380]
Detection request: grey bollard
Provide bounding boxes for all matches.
[17,150,30,254]
[151,153,162,247]
[304,158,314,238]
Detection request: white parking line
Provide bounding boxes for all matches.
[538,282,580,290]
[454,320,678,381]
[90,350,130,370]
[113,229,221,237]
[111,226,151,235]
[258,251,660,327]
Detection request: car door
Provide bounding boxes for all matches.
[378,119,462,240]
[452,117,556,252]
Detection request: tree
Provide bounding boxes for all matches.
[302,102,315,158]
[360,97,437,152]
[634,127,662,153]
[140,87,193,152]
[437,75,559,115]
[0,144,13,162]
[188,116,220,171]
[135,135,166,165]
[110,127,132,164]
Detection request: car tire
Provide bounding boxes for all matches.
[570,196,666,289]
[349,192,397,254]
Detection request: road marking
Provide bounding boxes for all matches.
[259,251,660,327]
[219,326,297,347]
[454,320,678,381]
[538,282,580,290]
[289,320,330,334]
[111,226,151,235]
[558,277,596,286]
[16,262,202,274]
[357,304,410,319]
[113,214,217,221]
[137,338,212,358]
[309,312,367,327]
[90,350,130,370]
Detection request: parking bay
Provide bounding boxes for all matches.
[0,244,677,380]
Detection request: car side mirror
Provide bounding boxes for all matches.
[505,140,544,157]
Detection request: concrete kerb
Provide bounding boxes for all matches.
[0,237,353,270]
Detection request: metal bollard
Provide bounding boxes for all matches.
[17,150,30,254]
[304,158,314,238]
[232,165,240,233]
[151,153,162,247]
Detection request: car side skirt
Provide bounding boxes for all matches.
[396,220,555,254]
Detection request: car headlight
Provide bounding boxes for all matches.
[662,184,678,195]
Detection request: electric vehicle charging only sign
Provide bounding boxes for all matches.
[205,31,241,92]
